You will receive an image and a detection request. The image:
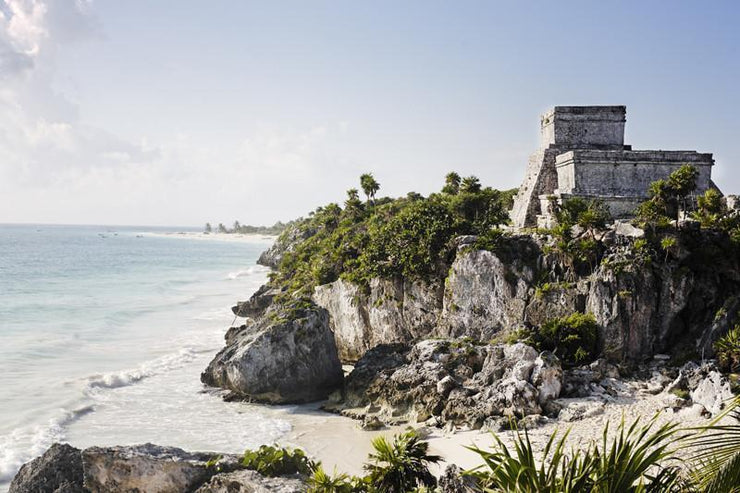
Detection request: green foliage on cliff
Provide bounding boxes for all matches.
[269,173,517,298]
[534,313,599,367]
[716,325,740,373]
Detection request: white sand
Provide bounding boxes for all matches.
[267,392,730,477]
[140,231,277,243]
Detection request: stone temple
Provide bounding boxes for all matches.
[510,106,716,228]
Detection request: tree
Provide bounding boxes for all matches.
[442,172,461,195]
[217,223,227,233]
[344,189,363,219]
[460,175,482,194]
[204,223,212,233]
[636,165,700,230]
[233,220,241,233]
[360,173,380,203]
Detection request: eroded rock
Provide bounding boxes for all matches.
[201,304,343,404]
[9,443,84,493]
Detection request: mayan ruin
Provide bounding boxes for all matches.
[510,106,717,228]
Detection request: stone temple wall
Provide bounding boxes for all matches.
[510,105,716,228]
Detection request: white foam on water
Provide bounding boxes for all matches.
[84,347,199,392]
[0,405,93,483]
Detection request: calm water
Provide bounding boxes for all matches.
[0,225,290,489]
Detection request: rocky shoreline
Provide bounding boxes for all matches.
[10,219,740,491]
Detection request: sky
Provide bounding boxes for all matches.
[1,1,738,227]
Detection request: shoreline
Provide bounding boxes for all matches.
[140,231,277,243]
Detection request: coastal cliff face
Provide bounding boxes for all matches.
[310,231,740,364]
[202,217,739,420]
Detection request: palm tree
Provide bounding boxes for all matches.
[442,172,461,195]
[360,173,380,203]
[460,175,482,194]
[364,430,441,492]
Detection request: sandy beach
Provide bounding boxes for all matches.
[141,231,278,243]
[269,390,728,478]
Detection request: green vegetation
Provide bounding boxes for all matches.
[715,325,740,373]
[635,164,699,231]
[269,172,516,300]
[533,313,599,367]
[469,416,683,492]
[364,431,442,492]
[543,197,611,275]
[241,444,316,477]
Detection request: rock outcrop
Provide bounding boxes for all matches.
[10,444,308,493]
[327,340,563,429]
[82,444,239,493]
[9,443,84,493]
[201,304,343,403]
[195,470,306,492]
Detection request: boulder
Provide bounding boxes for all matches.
[691,371,734,416]
[201,304,343,403]
[194,470,306,492]
[81,444,239,493]
[333,340,563,429]
[9,443,84,493]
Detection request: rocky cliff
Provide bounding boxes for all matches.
[310,228,740,364]
[202,220,739,424]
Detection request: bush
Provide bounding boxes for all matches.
[241,445,316,477]
[715,325,740,373]
[364,430,442,492]
[536,313,599,367]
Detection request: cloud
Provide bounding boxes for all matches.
[0,0,157,188]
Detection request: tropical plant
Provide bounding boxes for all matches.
[684,399,740,493]
[467,428,594,492]
[204,222,212,233]
[468,417,684,492]
[364,430,442,492]
[535,313,599,367]
[308,465,368,493]
[241,444,316,477]
[715,325,740,373]
[360,173,381,203]
[442,171,462,195]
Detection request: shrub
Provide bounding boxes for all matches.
[715,325,740,373]
[241,444,316,477]
[536,313,599,367]
[364,430,442,492]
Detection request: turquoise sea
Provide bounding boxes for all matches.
[0,225,289,490]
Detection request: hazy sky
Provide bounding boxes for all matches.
[1,1,738,226]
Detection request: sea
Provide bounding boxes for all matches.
[0,224,292,490]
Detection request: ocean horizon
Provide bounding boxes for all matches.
[0,224,286,490]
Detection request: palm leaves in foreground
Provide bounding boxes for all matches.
[467,416,684,492]
[686,398,740,493]
[364,430,442,493]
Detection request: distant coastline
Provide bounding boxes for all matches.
[141,231,277,243]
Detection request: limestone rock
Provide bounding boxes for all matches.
[313,278,442,362]
[195,470,306,493]
[9,443,84,493]
[81,444,239,493]
[336,340,562,429]
[201,304,343,403]
[691,371,734,416]
[439,244,537,341]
